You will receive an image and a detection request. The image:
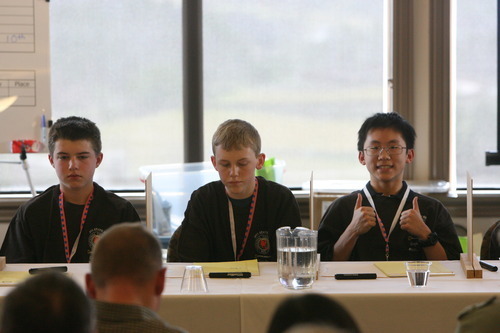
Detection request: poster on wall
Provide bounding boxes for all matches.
[0,0,51,153]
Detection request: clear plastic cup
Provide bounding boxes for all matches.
[180,265,208,293]
[406,261,432,287]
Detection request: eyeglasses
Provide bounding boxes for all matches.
[363,145,407,156]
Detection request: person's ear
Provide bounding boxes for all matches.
[155,268,167,295]
[406,148,415,164]
[85,273,97,299]
[48,154,55,168]
[358,151,366,165]
[95,153,103,168]
[256,153,266,170]
[211,155,217,170]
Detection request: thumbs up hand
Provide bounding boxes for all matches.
[400,196,431,239]
[348,193,376,236]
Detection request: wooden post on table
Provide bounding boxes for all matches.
[460,253,482,278]
[461,173,483,279]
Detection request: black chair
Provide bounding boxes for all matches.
[480,220,500,260]
[166,225,182,262]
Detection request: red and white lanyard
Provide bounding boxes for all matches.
[228,178,259,261]
[362,186,410,261]
[58,191,93,263]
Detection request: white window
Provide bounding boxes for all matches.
[1,1,385,192]
[203,0,385,187]
[454,0,498,188]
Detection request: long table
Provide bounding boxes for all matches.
[0,261,499,333]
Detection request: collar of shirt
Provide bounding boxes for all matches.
[365,181,408,200]
[228,196,253,208]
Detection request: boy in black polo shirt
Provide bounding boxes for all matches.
[318,112,462,261]
[177,119,302,262]
[1,116,140,263]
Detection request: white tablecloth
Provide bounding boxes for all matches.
[1,261,499,333]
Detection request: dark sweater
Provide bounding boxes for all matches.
[0,183,140,263]
[177,176,302,262]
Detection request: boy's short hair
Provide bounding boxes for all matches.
[90,223,163,288]
[48,116,102,156]
[357,112,416,151]
[212,119,261,156]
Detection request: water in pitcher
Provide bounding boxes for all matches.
[277,246,317,289]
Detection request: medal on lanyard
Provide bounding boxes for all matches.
[58,191,93,263]
[362,186,410,260]
[228,178,259,261]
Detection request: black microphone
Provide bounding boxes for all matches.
[20,144,27,161]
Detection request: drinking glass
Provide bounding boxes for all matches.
[180,265,208,293]
[406,261,431,287]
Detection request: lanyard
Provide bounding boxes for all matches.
[362,185,410,261]
[228,178,259,261]
[58,191,93,263]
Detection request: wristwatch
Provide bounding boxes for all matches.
[418,232,438,247]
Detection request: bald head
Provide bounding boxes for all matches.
[90,223,163,288]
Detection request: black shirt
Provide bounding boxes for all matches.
[0,183,141,263]
[229,196,253,257]
[178,176,302,262]
[318,181,462,261]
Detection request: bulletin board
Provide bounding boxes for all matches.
[0,0,51,153]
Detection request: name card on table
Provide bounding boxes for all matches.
[195,259,260,276]
[374,261,454,278]
[0,271,31,286]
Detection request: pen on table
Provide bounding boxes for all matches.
[29,266,68,275]
[41,114,47,144]
[209,272,251,278]
[479,260,498,272]
[334,273,377,280]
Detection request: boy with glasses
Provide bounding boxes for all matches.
[318,112,462,261]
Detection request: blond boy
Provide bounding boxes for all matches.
[177,119,302,262]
